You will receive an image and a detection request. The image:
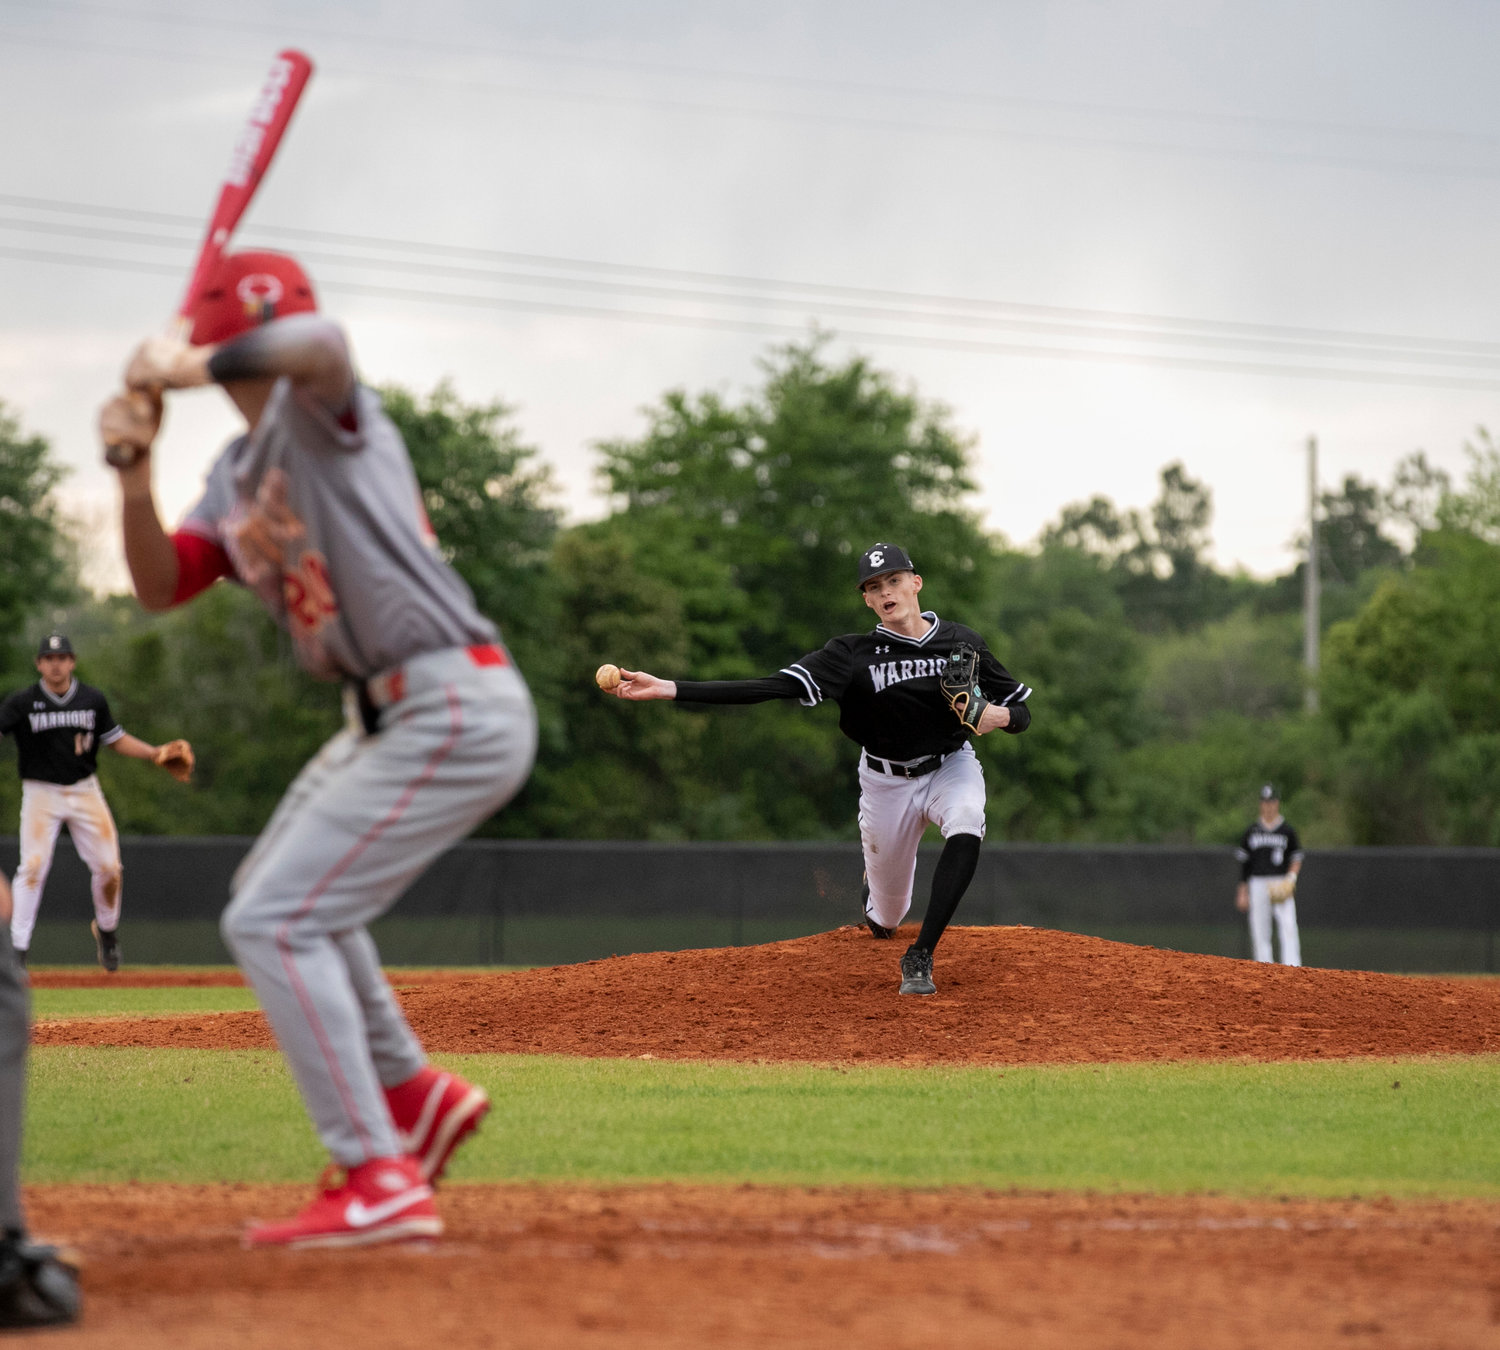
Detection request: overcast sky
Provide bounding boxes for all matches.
[3,0,1500,590]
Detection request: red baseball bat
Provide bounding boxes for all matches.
[105,48,314,467]
[176,47,315,327]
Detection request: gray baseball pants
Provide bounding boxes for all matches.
[0,925,26,1232]
[1246,874,1301,966]
[221,647,536,1166]
[859,744,987,930]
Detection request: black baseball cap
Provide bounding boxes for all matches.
[1259,783,1279,801]
[37,633,73,657]
[857,542,915,587]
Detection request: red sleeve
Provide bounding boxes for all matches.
[170,530,234,606]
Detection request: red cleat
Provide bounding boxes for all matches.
[384,1065,491,1184]
[243,1156,440,1249]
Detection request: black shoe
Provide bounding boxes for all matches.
[12,950,24,970]
[0,1234,81,1329]
[859,873,895,939]
[91,921,119,973]
[898,945,936,996]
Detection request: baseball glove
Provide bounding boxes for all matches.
[940,643,991,732]
[153,739,195,784]
[1267,876,1296,904]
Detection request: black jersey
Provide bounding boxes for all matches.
[1234,817,1303,879]
[0,680,124,785]
[674,613,1032,761]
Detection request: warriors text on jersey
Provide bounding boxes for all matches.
[1235,817,1303,878]
[0,681,124,785]
[674,613,1032,761]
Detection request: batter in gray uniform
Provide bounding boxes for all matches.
[100,250,537,1249]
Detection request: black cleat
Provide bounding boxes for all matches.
[898,946,936,996]
[859,873,895,939]
[12,950,25,970]
[91,921,119,973]
[0,1235,81,1329]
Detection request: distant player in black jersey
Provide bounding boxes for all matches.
[1234,783,1304,966]
[601,542,1033,996]
[0,634,191,970]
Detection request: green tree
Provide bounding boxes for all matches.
[379,382,559,658]
[1386,450,1451,540]
[1140,608,1304,737]
[1042,463,1238,633]
[1320,529,1500,842]
[984,545,1145,839]
[598,339,997,665]
[575,339,1000,839]
[1100,712,1341,844]
[1317,474,1402,587]
[0,402,75,662]
[1435,429,1500,542]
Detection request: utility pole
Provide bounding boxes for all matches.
[1304,436,1320,712]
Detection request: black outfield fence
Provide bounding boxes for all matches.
[1,836,1497,972]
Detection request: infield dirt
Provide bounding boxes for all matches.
[25,926,1500,1347]
[27,1184,1500,1350]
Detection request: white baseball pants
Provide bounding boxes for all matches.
[10,777,123,952]
[1247,875,1301,966]
[220,647,537,1167]
[858,744,987,930]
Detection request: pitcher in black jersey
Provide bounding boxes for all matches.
[602,542,1033,996]
[0,634,187,969]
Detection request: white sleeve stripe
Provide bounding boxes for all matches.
[780,665,821,707]
[100,726,126,744]
[1000,685,1032,705]
[1233,849,1249,860]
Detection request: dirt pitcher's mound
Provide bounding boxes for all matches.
[32,926,1500,1063]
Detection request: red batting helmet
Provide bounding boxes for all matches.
[186,251,317,346]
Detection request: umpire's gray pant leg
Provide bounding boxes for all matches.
[0,927,29,1232]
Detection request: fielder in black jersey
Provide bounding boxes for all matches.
[602,542,1032,996]
[1234,783,1304,966]
[0,634,189,969]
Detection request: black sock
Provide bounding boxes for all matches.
[914,833,982,954]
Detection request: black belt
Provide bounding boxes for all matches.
[864,752,946,779]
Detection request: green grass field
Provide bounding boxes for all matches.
[24,977,1500,1198]
[28,975,518,1020]
[31,987,263,1018]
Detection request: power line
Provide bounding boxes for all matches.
[5,26,1500,185]
[5,193,1500,364]
[15,0,1500,155]
[6,240,1500,392]
[4,211,1500,372]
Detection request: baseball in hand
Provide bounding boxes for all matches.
[595,663,622,692]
